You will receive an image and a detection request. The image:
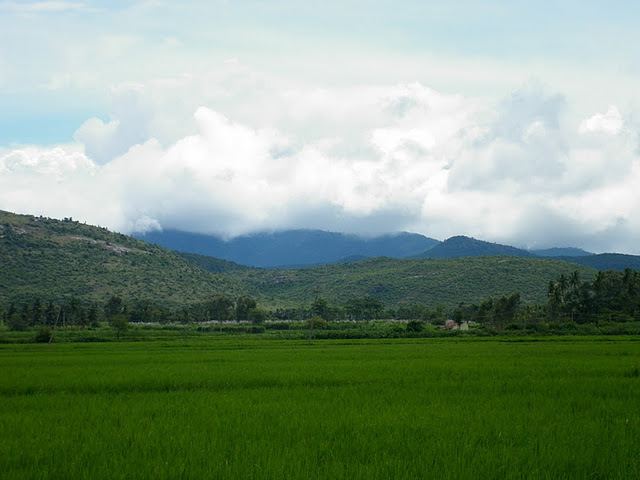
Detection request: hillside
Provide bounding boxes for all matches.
[231,256,596,308]
[177,252,250,273]
[1,210,598,310]
[0,211,243,305]
[532,247,593,257]
[418,236,533,259]
[137,229,440,267]
[559,253,640,272]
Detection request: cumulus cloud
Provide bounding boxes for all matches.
[1,80,639,253]
[579,106,624,135]
[73,84,153,163]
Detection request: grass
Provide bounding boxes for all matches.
[1,336,639,479]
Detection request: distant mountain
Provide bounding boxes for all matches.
[136,229,440,268]
[418,236,533,259]
[532,247,593,257]
[559,253,640,272]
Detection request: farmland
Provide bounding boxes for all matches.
[1,336,639,479]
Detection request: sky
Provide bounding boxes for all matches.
[1,1,640,253]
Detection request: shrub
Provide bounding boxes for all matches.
[34,327,53,343]
[265,322,291,330]
[406,320,424,333]
[306,316,329,330]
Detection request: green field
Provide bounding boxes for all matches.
[1,337,639,479]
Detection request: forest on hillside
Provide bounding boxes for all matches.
[2,270,639,339]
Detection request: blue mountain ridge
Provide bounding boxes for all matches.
[136,229,640,271]
[136,229,440,268]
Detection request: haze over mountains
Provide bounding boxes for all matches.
[137,230,440,268]
[418,236,534,259]
[136,228,638,271]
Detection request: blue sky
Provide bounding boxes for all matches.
[3,0,639,144]
[1,1,640,252]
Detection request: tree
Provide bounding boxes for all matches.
[30,299,43,326]
[128,299,158,323]
[66,297,82,325]
[44,302,57,326]
[396,303,428,320]
[311,297,333,321]
[306,316,328,338]
[493,293,521,330]
[209,295,235,321]
[248,307,268,324]
[475,298,494,325]
[547,281,562,322]
[235,296,257,321]
[105,295,123,318]
[110,314,128,340]
[77,307,89,328]
[87,303,99,327]
[344,297,384,321]
[6,306,27,331]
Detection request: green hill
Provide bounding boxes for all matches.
[231,256,596,308]
[1,210,597,310]
[558,253,640,272]
[0,210,243,305]
[177,252,251,273]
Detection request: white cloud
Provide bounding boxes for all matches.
[1,81,640,253]
[579,106,624,135]
[73,117,120,163]
[73,84,152,163]
[0,145,93,177]
[132,215,162,233]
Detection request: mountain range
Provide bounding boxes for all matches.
[137,229,440,268]
[137,228,638,272]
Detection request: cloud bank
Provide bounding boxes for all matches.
[1,77,639,253]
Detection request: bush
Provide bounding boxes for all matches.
[306,316,329,330]
[406,320,424,333]
[265,322,291,330]
[34,327,53,343]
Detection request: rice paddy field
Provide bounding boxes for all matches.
[1,336,639,479]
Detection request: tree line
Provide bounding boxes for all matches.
[2,269,639,331]
[0,294,271,331]
[450,269,640,329]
